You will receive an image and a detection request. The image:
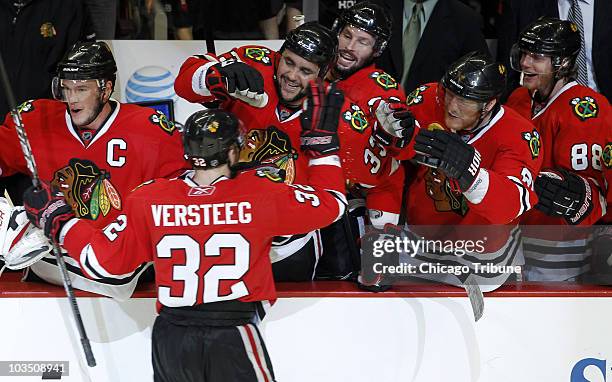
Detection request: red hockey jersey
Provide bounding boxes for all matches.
[0,99,189,228]
[506,82,612,226]
[61,158,346,309]
[404,84,542,244]
[174,45,403,216]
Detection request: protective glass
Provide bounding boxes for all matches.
[51,78,104,102]
[509,44,555,74]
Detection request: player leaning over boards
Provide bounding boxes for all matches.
[0,41,188,298]
[174,22,406,281]
[389,53,542,296]
[322,1,417,286]
[505,18,612,281]
[22,83,347,382]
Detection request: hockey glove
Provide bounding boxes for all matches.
[372,99,416,151]
[300,80,344,158]
[358,224,404,292]
[23,182,75,242]
[534,168,593,225]
[0,201,52,270]
[414,129,481,192]
[206,58,267,107]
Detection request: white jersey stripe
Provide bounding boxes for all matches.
[246,324,274,382]
[237,325,266,382]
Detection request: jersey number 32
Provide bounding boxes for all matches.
[156,233,250,307]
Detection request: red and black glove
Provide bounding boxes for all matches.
[358,224,404,292]
[535,168,594,225]
[205,58,264,103]
[23,182,75,242]
[414,129,481,192]
[371,99,416,151]
[299,79,344,158]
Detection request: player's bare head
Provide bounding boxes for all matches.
[277,22,337,106]
[183,109,245,171]
[510,17,580,96]
[53,41,117,128]
[332,2,392,77]
[440,52,506,131]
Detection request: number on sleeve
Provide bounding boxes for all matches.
[103,215,128,241]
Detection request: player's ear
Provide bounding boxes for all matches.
[483,99,497,114]
[227,145,239,166]
[101,80,113,101]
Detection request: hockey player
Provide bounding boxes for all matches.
[0,41,189,298]
[175,21,407,280]
[391,53,542,292]
[327,1,416,226]
[22,84,347,381]
[321,1,417,283]
[505,18,612,281]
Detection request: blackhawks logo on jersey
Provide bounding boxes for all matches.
[570,96,598,121]
[149,111,176,135]
[343,104,369,133]
[255,166,286,183]
[406,85,429,106]
[369,71,398,90]
[51,159,122,220]
[425,168,469,216]
[16,100,35,114]
[244,47,272,65]
[603,143,612,168]
[521,129,541,159]
[237,126,298,184]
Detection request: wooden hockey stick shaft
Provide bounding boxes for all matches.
[0,52,96,367]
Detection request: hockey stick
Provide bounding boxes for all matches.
[0,52,96,367]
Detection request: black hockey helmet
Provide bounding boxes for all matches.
[183,109,245,169]
[333,1,392,56]
[56,41,117,82]
[281,22,338,77]
[52,41,117,101]
[441,52,507,102]
[510,17,580,78]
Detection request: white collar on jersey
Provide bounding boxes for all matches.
[467,106,505,145]
[275,106,302,123]
[65,99,121,148]
[182,170,229,187]
[531,81,578,120]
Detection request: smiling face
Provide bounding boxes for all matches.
[60,79,112,129]
[518,51,555,94]
[275,50,320,107]
[335,25,376,77]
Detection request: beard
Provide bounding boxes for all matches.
[334,50,375,79]
[274,77,307,107]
